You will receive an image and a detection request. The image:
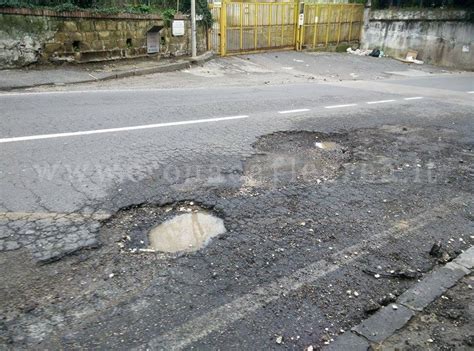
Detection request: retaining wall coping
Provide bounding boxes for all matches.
[0,7,170,20]
[369,9,469,22]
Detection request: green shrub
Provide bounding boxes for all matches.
[54,2,80,12]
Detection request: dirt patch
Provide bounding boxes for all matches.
[379,274,474,350]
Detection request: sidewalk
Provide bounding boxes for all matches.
[0,52,213,91]
[326,246,474,350]
[379,273,473,350]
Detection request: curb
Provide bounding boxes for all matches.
[325,246,474,350]
[99,61,192,82]
[0,52,215,91]
[189,51,215,64]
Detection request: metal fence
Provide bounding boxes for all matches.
[210,1,364,55]
[299,3,363,50]
[224,1,297,54]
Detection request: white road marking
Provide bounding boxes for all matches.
[0,87,208,97]
[0,211,111,221]
[140,198,462,350]
[278,108,310,114]
[0,115,249,144]
[324,103,358,109]
[0,89,144,97]
[366,99,396,105]
[404,96,424,100]
[467,91,474,94]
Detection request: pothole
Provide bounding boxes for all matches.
[314,141,343,151]
[101,202,226,255]
[242,131,351,188]
[148,212,226,253]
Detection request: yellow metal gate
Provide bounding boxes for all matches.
[209,1,364,56]
[297,3,364,50]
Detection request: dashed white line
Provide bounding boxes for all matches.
[0,94,430,144]
[0,115,249,144]
[278,108,310,114]
[366,99,396,105]
[324,103,358,109]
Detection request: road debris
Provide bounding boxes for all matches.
[429,241,443,257]
[364,299,382,314]
[346,47,371,56]
[363,268,422,279]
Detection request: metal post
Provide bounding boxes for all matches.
[336,4,342,45]
[312,5,319,49]
[325,5,331,47]
[240,3,243,51]
[220,1,227,56]
[268,4,272,48]
[348,4,354,42]
[191,0,197,58]
[254,3,258,50]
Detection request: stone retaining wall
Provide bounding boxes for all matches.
[361,9,473,70]
[0,8,207,68]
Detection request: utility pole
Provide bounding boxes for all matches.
[191,0,197,58]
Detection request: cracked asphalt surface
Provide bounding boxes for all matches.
[0,52,473,349]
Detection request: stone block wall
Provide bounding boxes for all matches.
[361,9,473,70]
[0,8,208,68]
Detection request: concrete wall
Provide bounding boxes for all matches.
[361,9,474,70]
[0,8,207,68]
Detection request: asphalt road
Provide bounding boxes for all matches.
[0,53,473,349]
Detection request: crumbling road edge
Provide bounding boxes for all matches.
[325,246,474,350]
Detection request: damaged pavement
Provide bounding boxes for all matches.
[0,52,473,349]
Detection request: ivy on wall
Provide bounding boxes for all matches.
[0,0,212,26]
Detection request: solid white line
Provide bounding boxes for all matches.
[324,103,358,109]
[0,115,249,144]
[467,91,474,94]
[0,89,141,97]
[0,87,208,97]
[366,99,396,104]
[404,97,424,100]
[278,108,310,114]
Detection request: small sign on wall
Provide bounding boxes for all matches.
[147,32,160,53]
[462,45,470,53]
[298,14,304,26]
[172,20,185,36]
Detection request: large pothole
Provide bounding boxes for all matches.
[242,131,351,188]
